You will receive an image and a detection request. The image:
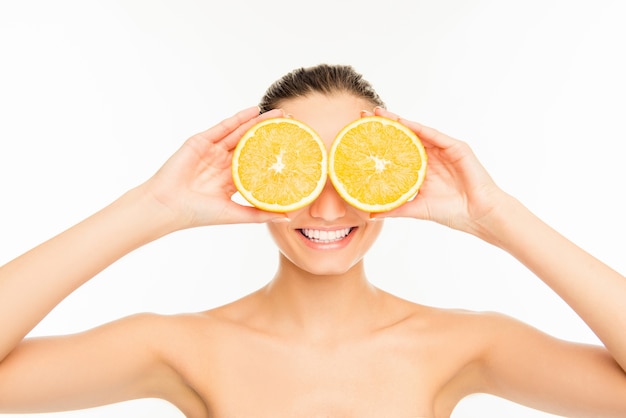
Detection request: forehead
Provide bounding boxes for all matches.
[279,93,375,147]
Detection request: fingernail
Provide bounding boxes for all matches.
[360,110,371,117]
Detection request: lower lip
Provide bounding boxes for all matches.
[297,228,357,250]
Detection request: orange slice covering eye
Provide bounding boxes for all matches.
[329,116,427,212]
[232,118,328,212]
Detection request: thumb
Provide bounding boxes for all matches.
[370,195,430,221]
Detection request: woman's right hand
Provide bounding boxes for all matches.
[0,106,288,411]
[143,106,287,230]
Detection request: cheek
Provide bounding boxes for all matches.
[266,222,293,251]
[358,220,384,251]
[265,207,303,247]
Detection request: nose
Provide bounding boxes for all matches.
[308,180,347,221]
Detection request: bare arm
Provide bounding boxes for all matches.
[0,107,284,412]
[0,187,172,363]
[480,193,626,372]
[372,108,626,413]
[475,195,626,416]
[0,313,206,414]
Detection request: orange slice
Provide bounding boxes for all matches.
[232,117,327,212]
[329,116,427,212]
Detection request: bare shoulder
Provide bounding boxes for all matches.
[396,302,626,416]
[366,291,506,376]
[390,297,546,367]
[377,290,507,338]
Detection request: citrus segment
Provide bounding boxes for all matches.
[329,116,427,212]
[232,118,327,212]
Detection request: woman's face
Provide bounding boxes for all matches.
[266,92,384,276]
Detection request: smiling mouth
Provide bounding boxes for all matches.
[298,227,355,243]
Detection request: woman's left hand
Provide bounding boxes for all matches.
[369,108,506,235]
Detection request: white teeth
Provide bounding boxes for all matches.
[301,228,352,243]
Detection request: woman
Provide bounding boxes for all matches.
[0,64,625,417]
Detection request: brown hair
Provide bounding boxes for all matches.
[259,64,385,113]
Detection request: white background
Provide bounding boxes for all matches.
[1,0,625,416]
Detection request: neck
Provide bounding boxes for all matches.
[260,253,380,339]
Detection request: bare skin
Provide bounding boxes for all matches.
[0,93,625,417]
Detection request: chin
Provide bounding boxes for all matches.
[290,256,361,277]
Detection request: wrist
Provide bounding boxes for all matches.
[114,185,183,243]
[469,190,529,249]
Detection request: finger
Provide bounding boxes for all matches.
[224,204,289,225]
[398,118,459,150]
[196,106,261,145]
[221,108,284,151]
[370,196,428,221]
[371,204,412,220]
[372,109,458,150]
[373,107,401,121]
